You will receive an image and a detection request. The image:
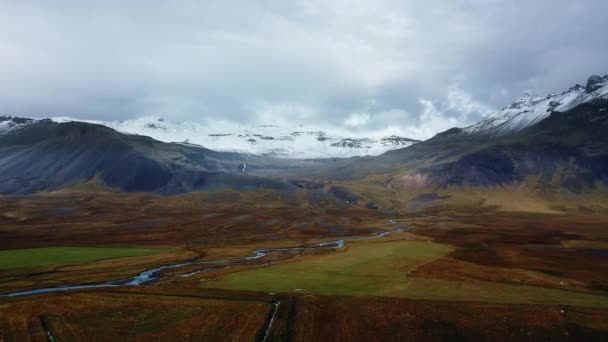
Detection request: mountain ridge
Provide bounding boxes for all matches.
[463,75,608,135]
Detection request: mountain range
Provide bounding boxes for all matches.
[1,74,607,210]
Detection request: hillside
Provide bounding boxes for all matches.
[0,120,293,195]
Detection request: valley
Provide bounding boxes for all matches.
[1,190,608,340]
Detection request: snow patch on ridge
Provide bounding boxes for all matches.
[464,75,608,135]
[0,116,36,135]
[49,116,420,159]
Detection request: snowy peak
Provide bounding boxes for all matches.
[0,116,36,135]
[509,92,543,107]
[380,135,420,146]
[464,74,608,135]
[586,74,608,93]
[48,116,420,159]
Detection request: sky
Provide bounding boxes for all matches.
[1,0,607,140]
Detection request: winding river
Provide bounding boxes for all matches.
[2,227,409,297]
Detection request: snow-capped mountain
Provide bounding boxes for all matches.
[464,75,608,135]
[3,74,606,158]
[44,117,419,159]
[0,114,419,159]
[0,116,36,135]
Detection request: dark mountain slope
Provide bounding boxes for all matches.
[416,99,608,190]
[284,99,608,193]
[0,120,293,195]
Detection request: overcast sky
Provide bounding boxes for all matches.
[1,1,607,139]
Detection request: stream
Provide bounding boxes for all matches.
[2,227,410,297]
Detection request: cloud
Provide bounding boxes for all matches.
[416,100,463,138]
[446,84,494,121]
[0,0,607,139]
[344,113,371,128]
[393,99,466,141]
[249,101,318,127]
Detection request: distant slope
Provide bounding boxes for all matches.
[0,120,294,195]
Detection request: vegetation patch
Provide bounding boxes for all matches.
[0,246,174,270]
[203,240,453,296]
[204,240,608,307]
[0,292,269,341]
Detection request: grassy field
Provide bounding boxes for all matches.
[203,240,608,308]
[0,246,174,270]
[203,240,453,296]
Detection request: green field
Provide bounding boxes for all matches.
[203,240,608,308]
[0,246,173,270]
[203,240,453,296]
